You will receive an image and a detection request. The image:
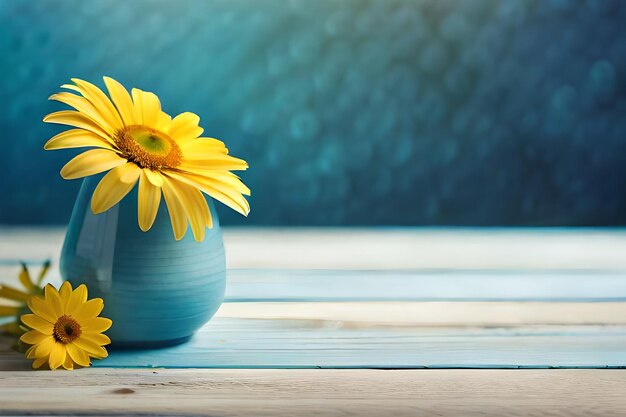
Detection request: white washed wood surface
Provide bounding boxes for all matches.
[1,227,626,415]
[2,226,626,271]
[0,369,625,417]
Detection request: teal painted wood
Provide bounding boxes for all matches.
[60,176,226,347]
[95,318,626,369]
[5,263,626,303]
[224,269,626,302]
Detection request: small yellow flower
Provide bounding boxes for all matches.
[0,261,50,336]
[20,282,112,370]
[44,77,251,242]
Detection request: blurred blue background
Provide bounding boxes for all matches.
[0,0,625,226]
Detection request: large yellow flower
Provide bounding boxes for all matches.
[20,282,111,370]
[44,77,250,242]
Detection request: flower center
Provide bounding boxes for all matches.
[53,315,81,344]
[114,125,182,170]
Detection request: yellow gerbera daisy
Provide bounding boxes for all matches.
[0,261,50,336]
[20,282,112,370]
[44,77,250,242]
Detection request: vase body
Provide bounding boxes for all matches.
[60,176,226,348]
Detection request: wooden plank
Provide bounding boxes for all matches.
[223,227,626,270]
[3,227,626,271]
[4,301,626,369]
[0,228,625,414]
[2,227,626,369]
[0,369,625,417]
[217,301,626,326]
[1,229,625,395]
[3,302,626,369]
[224,269,626,301]
[6,265,626,302]
[90,320,626,369]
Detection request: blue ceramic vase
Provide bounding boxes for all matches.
[60,176,226,348]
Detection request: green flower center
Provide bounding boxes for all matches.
[114,125,182,170]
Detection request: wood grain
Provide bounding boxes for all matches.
[217,301,626,325]
[224,269,626,302]
[3,302,626,369]
[3,227,626,271]
[2,228,626,415]
[1,369,625,417]
[6,299,626,370]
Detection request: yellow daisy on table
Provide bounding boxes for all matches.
[44,77,250,242]
[20,282,112,370]
[0,261,50,336]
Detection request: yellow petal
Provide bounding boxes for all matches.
[37,260,51,285]
[49,92,117,135]
[27,296,57,323]
[179,154,249,171]
[44,284,64,318]
[33,336,55,357]
[132,89,161,128]
[156,111,172,131]
[48,342,66,370]
[70,78,123,130]
[21,331,52,345]
[0,284,29,302]
[161,176,189,240]
[138,171,161,232]
[190,184,211,232]
[75,298,104,320]
[32,357,47,369]
[60,83,81,94]
[119,162,142,183]
[18,263,35,292]
[59,282,74,314]
[189,170,250,195]
[82,317,112,333]
[66,342,91,367]
[166,178,208,242]
[62,354,75,370]
[103,76,135,126]
[91,163,140,214]
[144,168,164,187]
[65,284,87,316]
[81,331,111,346]
[74,336,108,359]
[60,149,127,180]
[0,305,20,316]
[182,137,228,157]
[206,184,249,216]
[44,129,115,151]
[21,314,54,335]
[59,281,72,304]
[130,88,144,124]
[43,110,112,142]
[25,345,37,359]
[166,171,250,216]
[169,112,203,145]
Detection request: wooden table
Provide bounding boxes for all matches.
[1,228,626,416]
